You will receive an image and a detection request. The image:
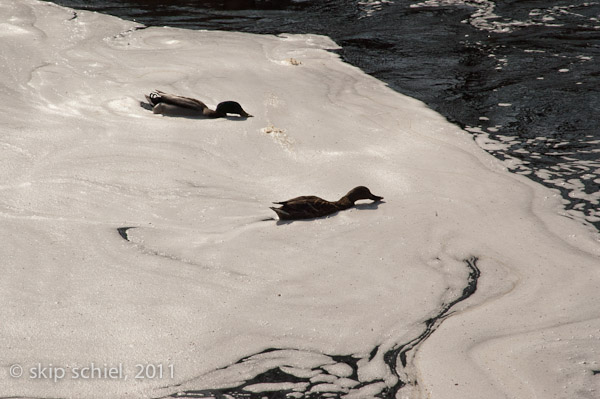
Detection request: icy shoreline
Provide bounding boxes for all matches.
[1,1,599,398]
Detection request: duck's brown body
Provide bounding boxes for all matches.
[144,90,252,118]
[270,186,383,220]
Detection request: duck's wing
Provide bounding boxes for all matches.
[272,195,321,206]
[149,91,208,111]
[272,196,339,219]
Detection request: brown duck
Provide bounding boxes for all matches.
[270,186,383,220]
[144,90,252,118]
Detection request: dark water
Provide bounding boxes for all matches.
[45,0,600,231]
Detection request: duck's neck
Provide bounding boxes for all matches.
[335,196,354,210]
[203,108,222,118]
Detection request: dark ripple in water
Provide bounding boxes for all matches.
[45,0,600,230]
[154,258,479,398]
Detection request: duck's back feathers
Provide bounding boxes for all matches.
[273,195,323,206]
[148,90,208,111]
[272,196,341,220]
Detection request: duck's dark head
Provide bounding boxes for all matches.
[345,186,383,203]
[215,101,253,118]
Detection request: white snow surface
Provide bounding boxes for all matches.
[1,1,599,398]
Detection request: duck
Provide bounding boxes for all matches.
[270,186,383,220]
[143,90,252,118]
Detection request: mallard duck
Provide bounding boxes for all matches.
[270,186,383,220]
[144,90,252,118]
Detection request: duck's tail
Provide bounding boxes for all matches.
[270,207,290,220]
[146,91,162,106]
